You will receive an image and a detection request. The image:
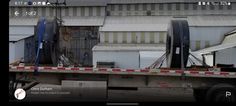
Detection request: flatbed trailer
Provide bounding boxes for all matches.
[9,65,236,102]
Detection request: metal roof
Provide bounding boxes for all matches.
[10,17,105,26]
[9,34,33,42]
[10,18,38,26]
[9,0,108,7]
[99,16,236,32]
[99,16,170,32]
[194,30,236,54]
[92,44,165,51]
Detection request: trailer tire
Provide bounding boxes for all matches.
[205,84,236,102]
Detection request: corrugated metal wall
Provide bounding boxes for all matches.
[59,27,99,66]
[9,6,106,17]
[99,31,166,44]
[106,3,236,16]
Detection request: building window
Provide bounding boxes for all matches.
[147,11,151,16]
[127,4,131,11]
[176,3,180,10]
[219,5,223,10]
[192,4,197,10]
[159,3,163,10]
[81,7,85,16]
[42,7,46,16]
[131,32,136,43]
[96,7,101,16]
[167,3,172,10]
[227,5,232,10]
[143,4,147,11]
[201,5,206,10]
[151,4,155,10]
[184,3,189,10]
[150,32,154,43]
[111,5,115,11]
[50,7,54,16]
[141,32,145,43]
[106,11,110,16]
[89,7,93,16]
[122,32,127,43]
[135,4,139,11]
[104,32,109,43]
[210,5,215,10]
[118,5,122,11]
[73,7,77,16]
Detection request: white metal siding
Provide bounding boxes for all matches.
[189,27,236,51]
[9,40,25,63]
[93,51,140,69]
[215,47,236,66]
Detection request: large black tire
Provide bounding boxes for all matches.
[166,20,190,68]
[205,84,236,102]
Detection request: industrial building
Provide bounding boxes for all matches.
[9,0,236,68]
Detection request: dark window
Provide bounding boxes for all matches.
[227,5,232,10]
[96,7,101,16]
[80,7,85,16]
[146,11,151,16]
[219,5,223,10]
[106,11,110,16]
[118,5,122,11]
[193,4,197,10]
[127,5,131,11]
[111,5,114,11]
[135,4,139,10]
[151,4,155,10]
[42,7,46,16]
[201,5,206,10]
[167,4,172,10]
[89,7,93,16]
[210,5,214,10]
[184,3,189,10]
[159,4,163,10]
[143,4,147,10]
[49,7,54,16]
[176,3,180,10]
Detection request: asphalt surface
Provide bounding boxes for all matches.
[10,84,195,102]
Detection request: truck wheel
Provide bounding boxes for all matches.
[193,89,207,102]
[206,84,236,102]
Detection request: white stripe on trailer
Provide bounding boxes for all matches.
[38,67,44,70]
[229,72,236,76]
[213,72,221,75]
[52,67,57,70]
[65,67,71,70]
[25,66,31,70]
[198,71,205,75]
[169,70,176,74]
[184,71,190,74]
